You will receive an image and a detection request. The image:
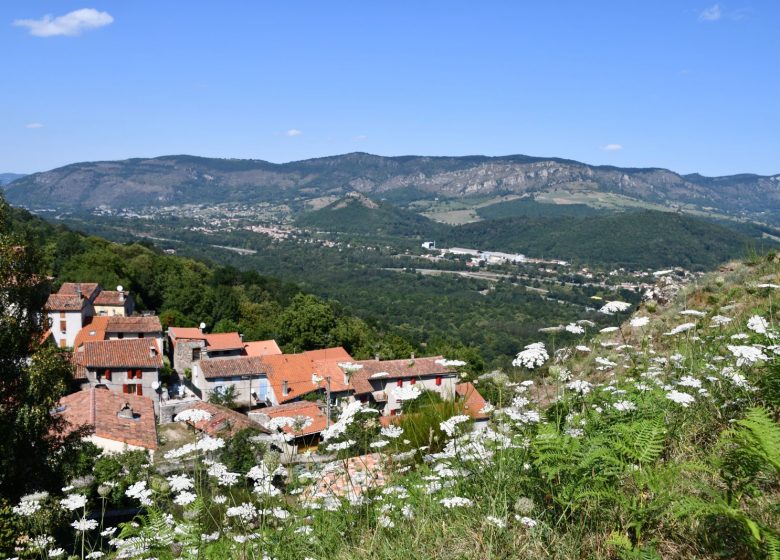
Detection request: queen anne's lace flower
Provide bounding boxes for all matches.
[566,380,593,395]
[60,493,88,511]
[167,474,194,493]
[599,301,631,314]
[728,345,769,366]
[175,409,213,424]
[394,384,422,401]
[612,400,637,412]
[71,518,98,532]
[630,316,649,328]
[565,323,585,334]
[173,491,197,506]
[440,497,473,508]
[440,415,471,437]
[435,358,467,367]
[512,342,549,369]
[381,425,404,438]
[665,390,695,407]
[747,315,769,334]
[664,323,696,336]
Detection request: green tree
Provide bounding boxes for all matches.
[0,197,87,501]
[278,293,337,352]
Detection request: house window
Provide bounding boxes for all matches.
[390,409,398,416]
[59,311,65,319]
[397,379,403,387]
[103,369,112,381]
[59,339,66,348]
[59,320,67,333]
[139,333,145,339]
[435,376,442,386]
[123,384,137,394]
[134,369,143,379]
[410,378,416,385]
[117,333,124,339]
[192,348,201,361]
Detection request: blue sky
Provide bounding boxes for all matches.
[2,1,778,175]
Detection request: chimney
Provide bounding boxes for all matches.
[282,380,289,396]
[411,352,415,360]
[149,345,157,358]
[75,284,82,299]
[117,402,134,419]
[374,354,380,361]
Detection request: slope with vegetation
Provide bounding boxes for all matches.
[5,244,780,558]
[4,153,779,222]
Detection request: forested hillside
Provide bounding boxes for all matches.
[6,203,406,359]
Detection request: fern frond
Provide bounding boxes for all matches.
[612,419,666,466]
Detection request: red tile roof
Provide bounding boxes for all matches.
[82,338,163,369]
[243,339,282,357]
[261,348,353,403]
[94,290,129,306]
[182,401,268,437]
[199,356,270,379]
[303,347,353,361]
[205,332,244,351]
[59,388,157,450]
[105,315,162,333]
[456,382,490,420]
[261,401,328,436]
[169,327,204,340]
[73,316,110,349]
[45,294,85,311]
[350,356,454,394]
[58,282,100,300]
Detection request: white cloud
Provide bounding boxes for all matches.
[14,8,113,37]
[699,4,721,21]
[286,129,302,137]
[601,144,623,151]
[25,123,44,129]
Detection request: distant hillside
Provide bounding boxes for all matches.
[296,192,445,237]
[0,173,25,186]
[444,210,766,270]
[476,198,604,220]
[4,153,779,223]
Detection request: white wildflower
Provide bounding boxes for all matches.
[599,301,631,314]
[486,516,507,528]
[612,400,637,412]
[665,390,695,407]
[60,493,87,511]
[435,358,467,367]
[600,326,619,333]
[565,323,585,334]
[630,316,650,328]
[167,474,194,493]
[173,491,197,506]
[747,315,769,334]
[664,323,696,336]
[440,415,471,437]
[394,384,422,401]
[71,518,98,532]
[440,497,473,508]
[677,376,702,389]
[566,380,593,395]
[727,345,769,366]
[175,409,212,424]
[380,425,404,439]
[512,342,549,369]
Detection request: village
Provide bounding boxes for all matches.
[46,281,490,463]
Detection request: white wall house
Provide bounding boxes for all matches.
[191,356,271,409]
[350,357,458,416]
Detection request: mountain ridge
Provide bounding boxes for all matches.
[4,153,779,223]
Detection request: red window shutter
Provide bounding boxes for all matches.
[136,384,143,396]
[397,379,403,387]
[104,369,111,381]
[123,384,129,394]
[410,378,416,385]
[127,370,132,380]
[135,369,143,379]
[59,320,67,333]
[390,409,397,416]
[436,376,442,386]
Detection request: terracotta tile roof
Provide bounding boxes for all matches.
[243,339,282,357]
[350,356,454,394]
[303,347,353,361]
[205,332,244,351]
[169,327,205,340]
[72,316,110,350]
[199,356,270,380]
[82,338,163,369]
[94,290,129,306]
[105,315,162,333]
[181,401,268,437]
[59,388,157,450]
[58,282,100,300]
[456,382,490,420]
[261,401,328,436]
[45,294,84,311]
[261,348,354,403]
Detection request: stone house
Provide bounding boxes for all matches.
[74,338,164,413]
[190,355,271,408]
[350,356,458,416]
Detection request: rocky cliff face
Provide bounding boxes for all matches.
[3,153,778,221]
